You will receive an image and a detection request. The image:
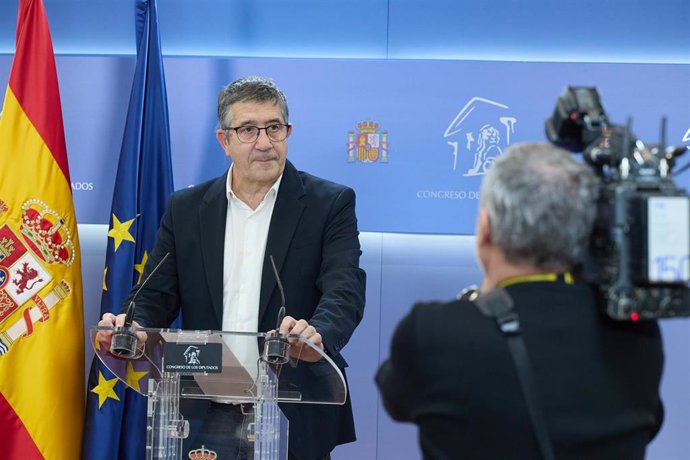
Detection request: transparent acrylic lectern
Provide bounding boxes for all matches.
[91,327,347,460]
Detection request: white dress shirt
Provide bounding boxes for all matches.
[222,165,282,379]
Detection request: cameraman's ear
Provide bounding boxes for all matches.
[476,209,492,247]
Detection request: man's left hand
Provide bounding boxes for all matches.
[278,316,324,362]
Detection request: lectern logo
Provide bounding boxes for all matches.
[184,345,201,365]
[188,445,217,460]
[163,342,222,373]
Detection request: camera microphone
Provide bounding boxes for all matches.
[262,254,289,365]
[110,252,170,358]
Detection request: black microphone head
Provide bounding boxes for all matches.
[110,329,139,358]
[261,255,290,366]
[111,301,137,357]
[122,301,135,328]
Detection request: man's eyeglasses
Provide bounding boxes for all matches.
[224,123,291,143]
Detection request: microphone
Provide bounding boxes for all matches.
[271,255,287,330]
[262,255,289,365]
[110,252,170,358]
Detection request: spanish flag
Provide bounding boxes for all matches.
[0,0,85,458]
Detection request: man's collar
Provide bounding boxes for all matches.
[225,164,283,203]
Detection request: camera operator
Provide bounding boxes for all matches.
[375,142,664,460]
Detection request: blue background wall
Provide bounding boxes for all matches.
[2,1,689,459]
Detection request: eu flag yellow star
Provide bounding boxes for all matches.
[91,371,120,408]
[125,360,149,393]
[134,251,149,284]
[108,214,136,251]
[102,266,108,292]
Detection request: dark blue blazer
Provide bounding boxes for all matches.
[131,160,366,459]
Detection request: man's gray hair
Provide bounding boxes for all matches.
[480,142,599,269]
[217,76,289,128]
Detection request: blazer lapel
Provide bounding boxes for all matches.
[199,174,228,328]
[259,161,305,325]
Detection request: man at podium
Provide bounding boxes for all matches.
[100,76,366,460]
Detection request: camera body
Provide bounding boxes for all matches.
[546,87,690,320]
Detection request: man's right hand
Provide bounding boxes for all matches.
[98,312,140,329]
[96,313,146,353]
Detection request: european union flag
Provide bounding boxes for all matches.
[82,1,174,458]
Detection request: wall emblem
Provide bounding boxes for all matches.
[444,97,517,176]
[347,121,389,163]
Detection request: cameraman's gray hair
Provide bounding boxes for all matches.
[217,76,289,128]
[480,142,599,269]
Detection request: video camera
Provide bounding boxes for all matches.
[545,87,690,320]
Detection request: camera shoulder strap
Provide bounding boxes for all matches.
[473,288,556,460]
